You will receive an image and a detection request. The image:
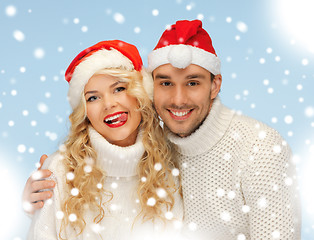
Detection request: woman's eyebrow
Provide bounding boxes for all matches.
[84,90,98,96]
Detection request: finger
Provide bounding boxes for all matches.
[31,179,55,192]
[22,201,44,215]
[29,191,53,203]
[38,154,48,169]
[31,169,52,181]
[32,201,44,210]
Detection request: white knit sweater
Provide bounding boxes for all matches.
[168,97,301,240]
[27,127,183,240]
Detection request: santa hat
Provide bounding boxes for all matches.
[65,40,153,109]
[148,20,221,75]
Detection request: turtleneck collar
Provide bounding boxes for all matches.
[88,127,145,177]
[167,97,235,156]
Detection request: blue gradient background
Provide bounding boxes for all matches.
[0,0,313,239]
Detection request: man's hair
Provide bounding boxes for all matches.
[210,73,215,82]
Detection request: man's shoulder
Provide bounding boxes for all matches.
[232,113,280,136]
[230,113,290,150]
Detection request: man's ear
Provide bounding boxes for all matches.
[211,74,222,99]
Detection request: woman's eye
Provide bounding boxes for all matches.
[87,96,98,102]
[115,87,126,93]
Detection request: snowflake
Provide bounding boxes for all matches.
[188,222,197,231]
[134,27,141,34]
[37,102,49,114]
[17,144,26,153]
[69,213,77,222]
[227,191,236,199]
[285,177,293,186]
[154,163,162,171]
[171,168,180,176]
[5,5,17,17]
[217,188,225,197]
[226,17,232,23]
[13,30,25,42]
[111,182,118,189]
[236,21,248,33]
[84,165,92,173]
[141,176,147,182]
[272,230,280,239]
[165,211,174,220]
[156,188,167,198]
[56,211,64,219]
[273,145,282,153]
[220,211,231,222]
[242,205,250,213]
[34,48,45,59]
[66,172,75,181]
[223,153,231,160]
[147,197,156,206]
[71,188,79,196]
[237,233,246,240]
[257,197,268,209]
[113,13,125,24]
[81,26,88,32]
[152,9,159,16]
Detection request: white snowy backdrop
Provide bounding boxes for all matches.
[0,0,313,239]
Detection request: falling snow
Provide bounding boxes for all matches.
[1,2,313,240]
[5,5,17,17]
[152,9,159,16]
[13,30,25,42]
[113,13,125,24]
[34,48,45,59]
[236,21,248,33]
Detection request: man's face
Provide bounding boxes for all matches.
[153,64,221,137]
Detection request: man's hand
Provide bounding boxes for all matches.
[22,154,55,215]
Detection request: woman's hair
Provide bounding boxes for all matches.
[59,68,177,238]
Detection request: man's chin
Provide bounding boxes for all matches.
[166,125,192,138]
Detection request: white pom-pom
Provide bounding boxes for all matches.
[168,45,192,69]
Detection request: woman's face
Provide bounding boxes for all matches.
[84,74,141,147]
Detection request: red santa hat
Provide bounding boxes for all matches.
[148,20,221,75]
[65,40,153,109]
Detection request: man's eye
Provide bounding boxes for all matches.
[114,87,126,93]
[161,82,172,86]
[187,82,199,86]
[87,96,98,102]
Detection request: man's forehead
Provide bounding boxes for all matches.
[153,64,211,78]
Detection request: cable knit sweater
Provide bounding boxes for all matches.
[168,97,301,240]
[27,127,183,240]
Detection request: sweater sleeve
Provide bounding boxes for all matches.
[27,153,65,240]
[242,127,301,240]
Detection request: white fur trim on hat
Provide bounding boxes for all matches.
[148,44,221,75]
[68,48,134,109]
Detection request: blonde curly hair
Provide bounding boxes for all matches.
[59,68,177,238]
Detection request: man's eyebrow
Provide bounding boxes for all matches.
[187,74,205,79]
[154,73,170,79]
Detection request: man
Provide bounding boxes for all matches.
[23,20,301,239]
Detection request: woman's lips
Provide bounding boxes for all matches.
[104,112,128,128]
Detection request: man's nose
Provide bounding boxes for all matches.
[171,86,188,107]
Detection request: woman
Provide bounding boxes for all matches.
[27,40,183,239]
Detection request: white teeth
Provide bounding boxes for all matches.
[170,110,190,117]
[105,113,122,122]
